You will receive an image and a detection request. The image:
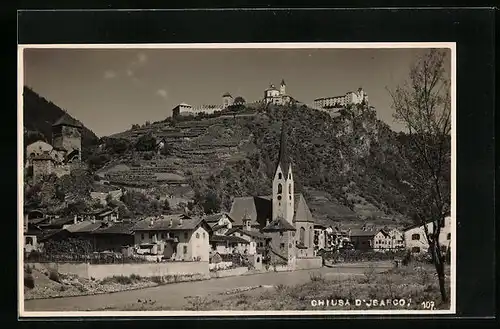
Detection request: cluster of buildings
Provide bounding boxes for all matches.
[171,79,296,118]
[170,79,370,119]
[313,88,368,110]
[23,120,453,269]
[25,114,84,183]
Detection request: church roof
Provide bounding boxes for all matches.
[276,121,291,175]
[293,194,315,223]
[229,196,270,227]
[222,92,232,97]
[262,216,295,232]
[52,114,83,128]
[229,193,315,227]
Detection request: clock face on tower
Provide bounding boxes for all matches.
[277,195,282,201]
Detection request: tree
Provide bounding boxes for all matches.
[388,49,451,302]
[135,133,157,152]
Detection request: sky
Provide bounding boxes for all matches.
[22,46,451,137]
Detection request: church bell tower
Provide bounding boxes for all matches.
[272,121,294,225]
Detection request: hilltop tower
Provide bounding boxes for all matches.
[52,114,83,161]
[222,92,234,108]
[272,121,294,225]
[280,79,286,95]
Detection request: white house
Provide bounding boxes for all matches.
[403,216,452,254]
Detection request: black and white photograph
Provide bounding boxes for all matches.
[18,43,455,316]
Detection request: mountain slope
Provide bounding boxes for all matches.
[23,86,99,148]
[89,103,425,226]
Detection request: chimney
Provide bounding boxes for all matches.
[74,214,78,225]
[150,218,154,227]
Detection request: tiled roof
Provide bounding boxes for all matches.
[262,217,295,232]
[226,228,271,240]
[133,214,207,231]
[210,235,249,244]
[40,217,74,228]
[204,212,233,223]
[52,114,83,128]
[65,220,103,233]
[93,222,135,235]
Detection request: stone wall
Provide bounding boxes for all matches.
[295,257,323,270]
[30,261,209,280]
[209,266,249,278]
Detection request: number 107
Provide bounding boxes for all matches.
[421,301,435,310]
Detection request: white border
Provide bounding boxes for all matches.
[18,42,456,318]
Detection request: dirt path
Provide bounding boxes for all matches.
[24,262,393,312]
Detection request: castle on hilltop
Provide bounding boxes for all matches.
[171,78,296,117]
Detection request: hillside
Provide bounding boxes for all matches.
[86,103,422,226]
[23,86,99,149]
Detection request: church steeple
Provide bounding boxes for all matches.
[272,120,294,224]
[276,121,290,176]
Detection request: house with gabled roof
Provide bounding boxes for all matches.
[133,214,211,261]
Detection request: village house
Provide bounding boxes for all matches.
[349,228,378,251]
[403,216,452,254]
[209,234,250,255]
[91,221,136,252]
[228,122,321,269]
[225,227,271,256]
[133,214,211,262]
[204,212,234,236]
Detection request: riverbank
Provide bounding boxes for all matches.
[23,262,430,312]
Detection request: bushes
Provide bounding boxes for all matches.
[24,273,35,289]
[325,249,408,263]
[48,269,61,283]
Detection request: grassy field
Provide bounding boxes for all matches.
[183,264,451,311]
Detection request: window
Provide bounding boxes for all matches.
[183,246,188,254]
[280,232,283,237]
[411,234,420,240]
[411,247,421,253]
[288,184,291,194]
[203,232,206,239]
[447,233,451,240]
[140,233,145,240]
[184,232,188,240]
[278,173,282,179]
[289,174,291,179]
[300,227,305,244]
[278,184,282,194]
[196,233,200,239]
[161,233,165,239]
[26,237,33,245]
[280,243,285,250]
[149,233,154,239]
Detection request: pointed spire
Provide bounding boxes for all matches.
[276,120,291,176]
[281,79,286,86]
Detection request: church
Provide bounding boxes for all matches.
[228,122,322,270]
